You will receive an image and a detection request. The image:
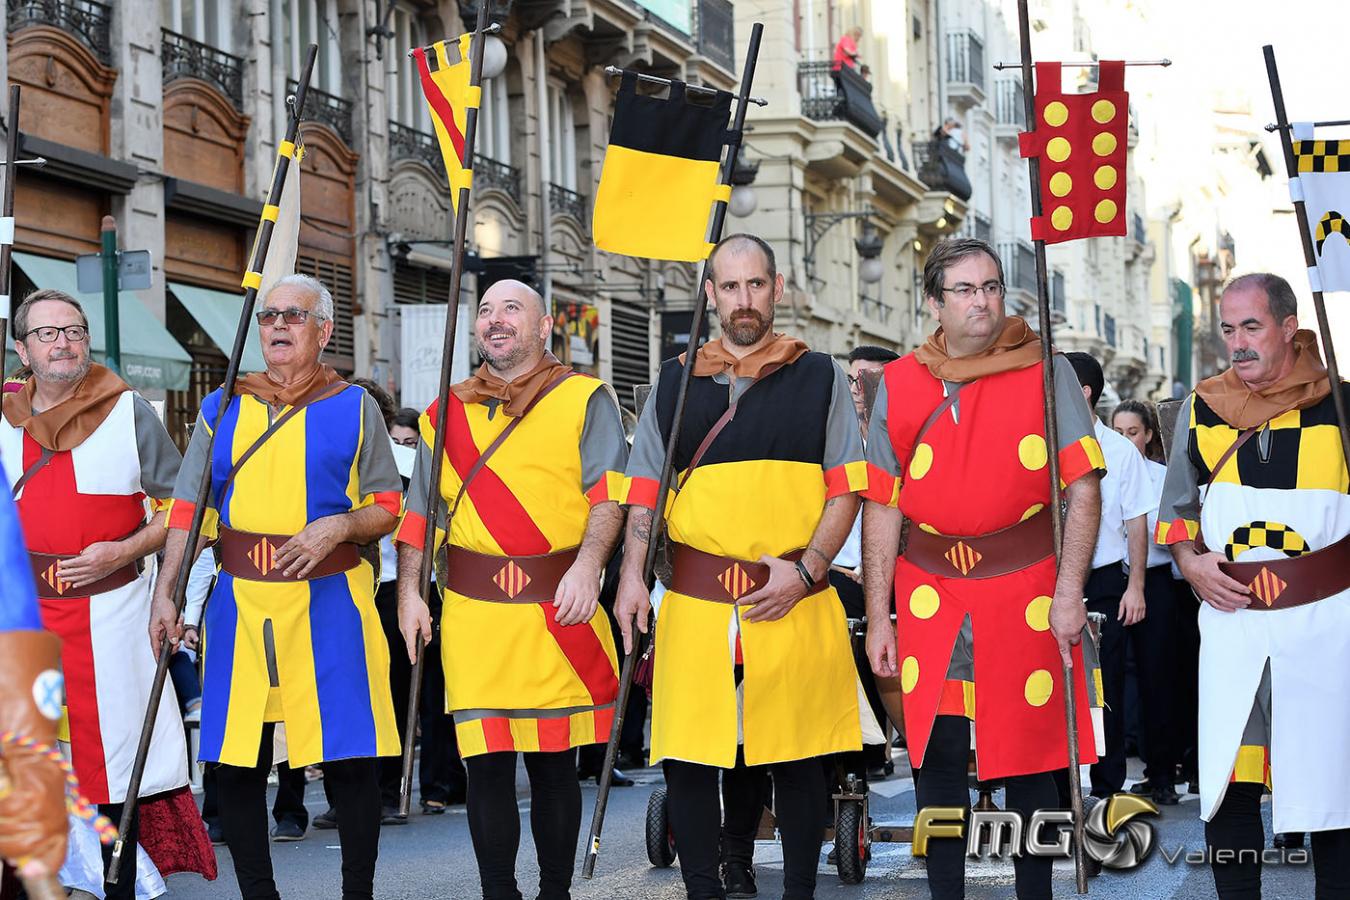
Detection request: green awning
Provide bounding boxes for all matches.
[11,252,192,391]
[168,282,265,374]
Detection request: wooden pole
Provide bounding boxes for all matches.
[398,0,492,817]
[1015,1,1087,892]
[107,44,320,885]
[0,85,21,383]
[1262,45,1350,469]
[581,21,765,879]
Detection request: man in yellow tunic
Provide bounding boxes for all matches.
[152,274,402,900]
[615,234,866,900]
[396,279,627,900]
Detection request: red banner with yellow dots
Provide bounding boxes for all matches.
[1018,60,1129,244]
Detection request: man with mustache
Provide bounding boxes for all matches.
[616,233,866,900]
[1157,272,1350,898]
[152,274,403,900]
[396,278,628,900]
[862,238,1105,900]
[2,289,191,898]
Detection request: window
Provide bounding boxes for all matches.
[479,75,511,165]
[271,0,343,95]
[386,3,429,131]
[162,0,231,49]
[547,82,576,190]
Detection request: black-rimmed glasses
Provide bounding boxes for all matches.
[23,325,89,343]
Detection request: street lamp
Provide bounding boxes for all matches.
[727,148,761,218]
[803,208,880,284]
[480,34,508,79]
[855,221,884,284]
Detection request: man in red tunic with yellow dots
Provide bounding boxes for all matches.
[863,238,1105,900]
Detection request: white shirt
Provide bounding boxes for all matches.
[1142,458,1176,570]
[833,508,863,570]
[1091,418,1155,570]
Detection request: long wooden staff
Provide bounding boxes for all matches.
[1263,46,1350,468]
[1014,1,1087,892]
[107,45,320,884]
[581,22,765,878]
[0,85,29,382]
[398,0,491,817]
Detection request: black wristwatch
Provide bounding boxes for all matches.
[794,558,816,589]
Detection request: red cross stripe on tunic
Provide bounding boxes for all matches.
[718,563,757,601]
[248,537,278,577]
[41,562,72,596]
[493,561,532,599]
[1248,566,1286,607]
[944,541,983,576]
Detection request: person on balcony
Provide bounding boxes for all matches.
[831,26,863,73]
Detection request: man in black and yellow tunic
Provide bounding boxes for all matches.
[616,233,866,900]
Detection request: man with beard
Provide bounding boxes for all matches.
[1,289,191,899]
[615,233,865,900]
[396,278,627,900]
[1157,273,1350,898]
[152,274,402,900]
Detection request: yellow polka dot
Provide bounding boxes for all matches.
[918,522,940,535]
[1025,595,1052,632]
[909,442,934,480]
[1091,99,1117,123]
[1093,165,1117,190]
[901,656,920,694]
[1049,171,1073,197]
[1021,503,1045,521]
[1046,137,1071,163]
[1092,132,1118,156]
[1018,434,1048,471]
[1025,669,1054,707]
[910,585,940,620]
[1051,205,1073,231]
[1095,199,1118,223]
[1043,101,1068,127]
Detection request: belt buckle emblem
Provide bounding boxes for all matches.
[248,537,277,577]
[944,540,982,576]
[41,562,71,595]
[718,563,757,601]
[1248,566,1286,607]
[493,560,532,599]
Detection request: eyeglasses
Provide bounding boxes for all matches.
[940,281,1006,300]
[23,325,89,343]
[256,307,322,326]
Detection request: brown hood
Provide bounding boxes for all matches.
[1194,329,1332,429]
[1,364,130,451]
[913,315,1044,383]
[681,333,809,379]
[450,352,573,417]
[234,363,345,408]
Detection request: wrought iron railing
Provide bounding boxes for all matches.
[1051,268,1066,314]
[797,61,883,138]
[549,182,587,223]
[694,0,734,71]
[947,30,985,92]
[860,294,893,325]
[389,121,441,171]
[998,240,1037,295]
[288,78,353,146]
[912,139,973,201]
[964,211,992,244]
[995,77,1025,127]
[162,29,244,109]
[475,153,522,205]
[7,0,112,65]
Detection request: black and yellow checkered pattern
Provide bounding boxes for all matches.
[1316,211,1350,254]
[1190,392,1350,493]
[1225,520,1310,562]
[1295,140,1350,173]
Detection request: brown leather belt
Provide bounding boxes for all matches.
[27,552,139,599]
[218,526,360,582]
[1216,530,1350,611]
[440,545,579,603]
[902,506,1054,580]
[668,542,828,604]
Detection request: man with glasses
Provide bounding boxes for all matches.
[862,238,1106,899]
[151,274,403,900]
[1,289,190,899]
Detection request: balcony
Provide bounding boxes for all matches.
[963,211,992,244]
[288,78,353,146]
[912,139,972,202]
[998,239,1037,296]
[1132,212,1147,245]
[798,61,883,139]
[946,30,986,108]
[1104,312,1118,348]
[162,30,244,110]
[549,182,587,223]
[7,0,112,65]
[475,154,523,206]
[1051,268,1066,317]
[994,77,1025,143]
[389,121,440,171]
[693,0,734,73]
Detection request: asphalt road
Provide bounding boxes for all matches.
[167,755,1314,899]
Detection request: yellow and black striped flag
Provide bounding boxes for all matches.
[593,73,733,262]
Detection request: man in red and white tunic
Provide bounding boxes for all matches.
[1,289,189,899]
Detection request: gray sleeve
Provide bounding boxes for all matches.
[132,394,182,501]
[863,377,901,476]
[822,359,866,473]
[399,427,447,539]
[580,385,629,498]
[172,411,214,508]
[357,392,403,498]
[624,368,667,490]
[1157,395,1201,542]
[1051,355,1098,454]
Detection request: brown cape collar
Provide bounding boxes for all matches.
[1194,330,1331,429]
[912,316,1044,383]
[450,353,573,417]
[1,364,131,451]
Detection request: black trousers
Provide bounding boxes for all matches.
[718,748,771,868]
[217,724,381,900]
[918,715,1058,900]
[96,801,140,900]
[464,749,581,900]
[1206,781,1350,898]
[1085,563,1128,795]
[1131,565,1181,787]
[665,755,825,900]
[202,760,307,828]
[1174,577,1201,782]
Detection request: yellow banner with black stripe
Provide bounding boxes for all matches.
[593,72,732,262]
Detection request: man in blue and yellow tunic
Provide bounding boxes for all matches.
[151,274,402,900]
[616,234,866,900]
[396,279,627,900]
